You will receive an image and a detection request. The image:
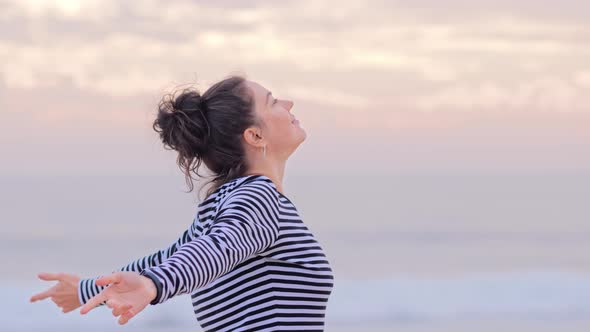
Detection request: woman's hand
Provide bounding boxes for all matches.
[79,271,157,325]
[30,272,81,313]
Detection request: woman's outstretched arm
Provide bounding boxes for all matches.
[31,218,198,312]
[80,181,281,324]
[78,222,198,305]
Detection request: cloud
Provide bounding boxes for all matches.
[5,0,117,20]
[414,78,588,113]
[0,0,588,114]
[282,85,371,109]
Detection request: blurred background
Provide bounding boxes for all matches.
[1,0,589,331]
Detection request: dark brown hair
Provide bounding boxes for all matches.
[152,75,260,199]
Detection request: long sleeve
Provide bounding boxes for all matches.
[78,221,197,305]
[139,181,281,305]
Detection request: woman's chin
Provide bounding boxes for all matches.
[299,128,307,141]
[296,124,307,139]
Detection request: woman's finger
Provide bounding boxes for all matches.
[30,285,57,302]
[62,305,77,314]
[96,273,122,287]
[37,272,64,281]
[51,296,60,307]
[53,298,66,307]
[80,291,108,315]
[105,298,123,309]
[112,304,132,317]
[111,303,131,316]
[118,309,134,325]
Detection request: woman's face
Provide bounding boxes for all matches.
[245,80,306,157]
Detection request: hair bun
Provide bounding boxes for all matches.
[172,91,211,138]
[172,90,205,112]
[153,88,211,158]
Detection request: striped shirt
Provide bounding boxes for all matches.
[78,174,335,331]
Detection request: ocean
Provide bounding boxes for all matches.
[8,272,590,331]
[2,173,590,331]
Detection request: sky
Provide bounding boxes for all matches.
[1,6,590,332]
[2,6,590,332]
[0,0,589,294]
[0,0,588,177]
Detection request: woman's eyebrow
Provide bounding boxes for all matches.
[266,91,272,105]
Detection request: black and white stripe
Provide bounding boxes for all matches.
[79,175,334,331]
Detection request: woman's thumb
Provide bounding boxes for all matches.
[96,273,121,286]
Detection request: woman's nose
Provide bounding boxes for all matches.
[285,100,294,110]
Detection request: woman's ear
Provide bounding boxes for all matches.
[243,127,264,147]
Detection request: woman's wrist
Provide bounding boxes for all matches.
[139,270,162,305]
[140,275,157,303]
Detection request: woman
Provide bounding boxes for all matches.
[30,75,335,331]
